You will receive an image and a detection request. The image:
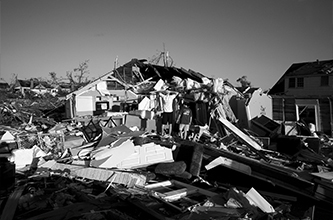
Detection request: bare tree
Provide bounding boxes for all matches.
[48,72,58,85]
[9,73,18,85]
[66,60,91,91]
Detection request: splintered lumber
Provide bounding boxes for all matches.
[218,117,262,150]
[38,160,147,187]
[0,185,25,220]
[127,180,219,220]
[245,187,275,213]
[25,202,97,220]
[203,145,316,200]
[205,156,252,175]
[218,117,269,161]
[188,206,244,219]
[145,180,218,202]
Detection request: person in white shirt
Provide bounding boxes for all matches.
[159,90,178,136]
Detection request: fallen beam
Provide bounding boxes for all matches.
[0,185,25,220]
[218,117,269,161]
[38,160,147,187]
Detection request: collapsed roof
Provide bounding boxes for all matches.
[112,58,208,85]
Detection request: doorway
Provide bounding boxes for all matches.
[295,99,321,132]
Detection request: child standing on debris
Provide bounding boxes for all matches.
[177,102,192,139]
[159,90,178,137]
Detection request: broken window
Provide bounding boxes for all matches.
[320,75,329,86]
[298,106,316,125]
[106,81,125,90]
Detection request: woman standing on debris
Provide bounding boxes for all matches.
[159,90,178,137]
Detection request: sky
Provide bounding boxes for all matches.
[1,0,332,89]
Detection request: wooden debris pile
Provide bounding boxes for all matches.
[1,60,333,219]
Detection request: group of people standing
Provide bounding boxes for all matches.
[158,90,192,139]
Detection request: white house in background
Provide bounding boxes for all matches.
[65,71,138,118]
[31,82,52,94]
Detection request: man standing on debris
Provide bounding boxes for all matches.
[177,102,192,139]
[159,90,178,137]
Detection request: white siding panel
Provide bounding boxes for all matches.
[117,143,174,169]
[76,96,94,112]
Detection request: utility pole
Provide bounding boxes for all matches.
[114,56,118,70]
[163,43,167,67]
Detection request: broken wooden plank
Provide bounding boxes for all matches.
[204,145,317,201]
[0,185,25,220]
[205,156,252,175]
[245,187,275,213]
[218,117,270,161]
[38,160,147,187]
[189,206,244,218]
[145,180,218,201]
[311,172,333,181]
[218,117,262,150]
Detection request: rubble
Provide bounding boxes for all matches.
[1,60,333,219]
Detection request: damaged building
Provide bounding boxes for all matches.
[1,58,333,220]
[268,59,333,137]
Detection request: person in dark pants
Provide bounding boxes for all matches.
[159,90,178,137]
[177,103,192,139]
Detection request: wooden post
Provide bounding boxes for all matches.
[0,186,25,220]
[329,97,333,137]
[123,67,125,83]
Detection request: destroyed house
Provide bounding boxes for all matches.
[64,58,212,119]
[268,59,333,136]
[11,78,53,95]
[31,81,52,94]
[109,59,244,133]
[12,79,32,94]
[49,82,73,96]
[3,60,333,220]
[0,78,9,90]
[64,58,244,134]
[65,67,138,118]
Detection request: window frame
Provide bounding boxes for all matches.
[296,77,304,88]
[288,77,296,88]
[320,75,329,86]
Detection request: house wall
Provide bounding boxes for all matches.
[284,75,333,97]
[248,89,272,119]
[319,98,333,136]
[272,97,333,136]
[95,81,134,101]
[71,80,138,117]
[76,96,94,116]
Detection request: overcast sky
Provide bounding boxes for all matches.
[1,0,332,89]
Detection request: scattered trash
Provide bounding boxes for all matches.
[1,60,332,220]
